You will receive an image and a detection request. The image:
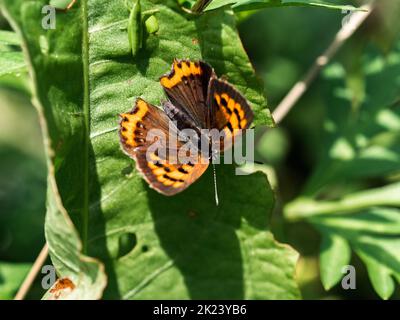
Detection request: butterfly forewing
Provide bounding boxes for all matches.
[207,77,254,151]
[160,59,215,128]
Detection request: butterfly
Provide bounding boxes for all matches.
[119,59,254,196]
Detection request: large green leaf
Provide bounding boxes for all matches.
[1,0,107,299]
[1,0,299,299]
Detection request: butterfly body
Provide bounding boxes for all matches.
[119,59,254,195]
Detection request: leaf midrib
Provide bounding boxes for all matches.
[81,0,90,253]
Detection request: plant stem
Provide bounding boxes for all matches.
[14,244,49,300]
[285,182,400,221]
[272,3,374,124]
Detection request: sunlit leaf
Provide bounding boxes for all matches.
[319,232,351,290]
[310,208,400,299]
[1,0,299,299]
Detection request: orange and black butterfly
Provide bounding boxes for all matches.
[119,59,254,196]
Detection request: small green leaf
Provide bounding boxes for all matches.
[144,15,159,34]
[312,208,400,235]
[353,236,400,300]
[319,232,351,290]
[356,250,395,300]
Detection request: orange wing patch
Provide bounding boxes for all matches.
[119,98,149,149]
[136,149,209,195]
[214,92,248,132]
[160,59,202,89]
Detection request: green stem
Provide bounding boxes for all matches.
[285,182,400,221]
[142,9,159,16]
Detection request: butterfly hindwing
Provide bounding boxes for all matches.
[160,59,215,128]
[135,149,209,196]
[208,77,254,151]
[119,98,209,196]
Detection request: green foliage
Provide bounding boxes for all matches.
[0,88,46,262]
[205,0,357,11]
[0,262,31,299]
[0,0,301,299]
[0,30,20,45]
[284,27,400,299]
[144,15,159,34]
[1,0,107,299]
[3,0,396,301]
[0,30,26,77]
[319,233,351,290]
[314,208,400,299]
[0,85,45,299]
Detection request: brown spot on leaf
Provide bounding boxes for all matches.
[49,278,76,299]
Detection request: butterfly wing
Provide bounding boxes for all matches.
[134,148,209,196]
[207,77,254,151]
[119,98,209,196]
[119,98,171,151]
[159,59,215,128]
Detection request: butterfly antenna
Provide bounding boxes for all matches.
[212,163,219,206]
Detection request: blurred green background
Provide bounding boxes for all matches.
[1,0,400,299]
